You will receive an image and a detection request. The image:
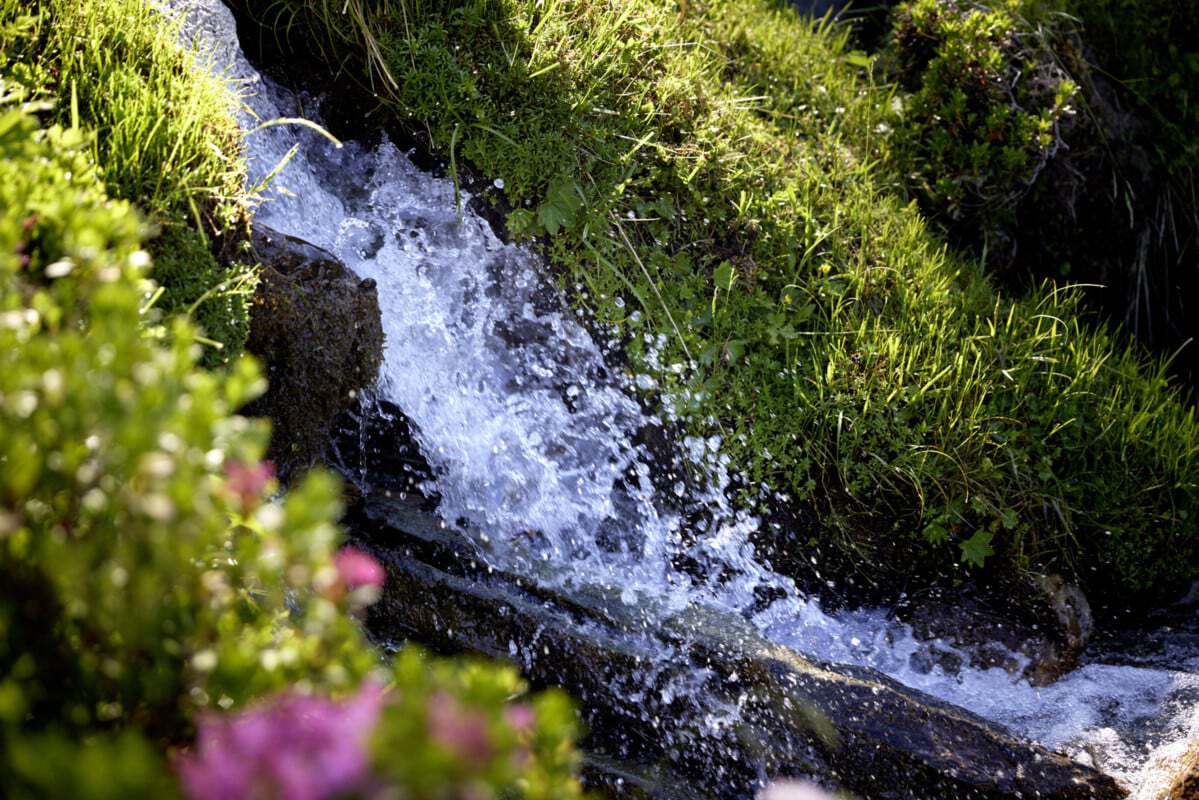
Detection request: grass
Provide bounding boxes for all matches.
[1,0,255,365]
[258,0,1199,601]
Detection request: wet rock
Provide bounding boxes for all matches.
[328,397,438,507]
[788,0,851,16]
[347,492,1125,800]
[1038,573,1094,664]
[163,0,246,79]
[898,573,1092,686]
[243,225,383,474]
[1133,737,1199,800]
[1166,746,1199,800]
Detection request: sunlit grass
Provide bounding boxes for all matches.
[264,0,1198,598]
[1,0,255,364]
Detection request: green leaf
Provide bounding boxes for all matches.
[537,177,583,236]
[507,208,537,238]
[844,51,873,69]
[959,530,995,568]
[922,522,950,545]
[713,260,735,292]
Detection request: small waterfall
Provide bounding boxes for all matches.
[181,2,1199,791]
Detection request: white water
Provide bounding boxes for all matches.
[179,3,1199,792]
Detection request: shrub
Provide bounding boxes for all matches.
[0,91,371,744]
[882,0,1076,231]
[878,0,1199,387]
[0,97,583,798]
[1062,0,1199,172]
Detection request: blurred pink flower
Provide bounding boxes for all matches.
[335,546,386,589]
[427,691,495,762]
[225,460,275,509]
[178,682,384,800]
[502,702,535,733]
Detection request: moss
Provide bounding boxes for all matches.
[148,226,255,368]
[264,0,1199,600]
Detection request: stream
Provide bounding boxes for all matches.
[178,2,1198,795]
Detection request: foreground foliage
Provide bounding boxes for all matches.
[269,0,1198,599]
[0,4,584,795]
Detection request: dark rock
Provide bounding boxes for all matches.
[347,492,1125,800]
[788,1,851,17]
[327,396,439,508]
[897,573,1092,687]
[243,225,383,475]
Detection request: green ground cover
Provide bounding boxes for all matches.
[270,0,1199,600]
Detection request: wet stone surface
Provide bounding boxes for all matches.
[348,492,1125,800]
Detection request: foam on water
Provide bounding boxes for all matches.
[180,4,1199,791]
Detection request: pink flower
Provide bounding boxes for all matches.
[178,682,384,800]
[502,702,535,733]
[225,460,275,509]
[427,691,495,763]
[335,546,385,589]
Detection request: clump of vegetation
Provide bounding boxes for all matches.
[266,0,1199,600]
[878,0,1199,385]
[0,6,584,795]
[1065,0,1199,174]
[2,0,254,364]
[149,226,254,368]
[882,0,1077,234]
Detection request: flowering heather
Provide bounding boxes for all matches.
[502,702,535,733]
[335,546,386,589]
[426,691,496,763]
[224,460,276,510]
[178,682,384,800]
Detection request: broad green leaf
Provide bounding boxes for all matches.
[959,530,995,568]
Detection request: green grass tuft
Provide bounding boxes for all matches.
[1,0,254,364]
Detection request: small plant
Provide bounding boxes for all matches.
[883,0,1076,229]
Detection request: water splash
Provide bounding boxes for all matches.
[178,3,1199,791]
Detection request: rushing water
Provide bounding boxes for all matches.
[178,2,1199,792]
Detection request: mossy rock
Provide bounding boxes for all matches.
[244,225,384,474]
